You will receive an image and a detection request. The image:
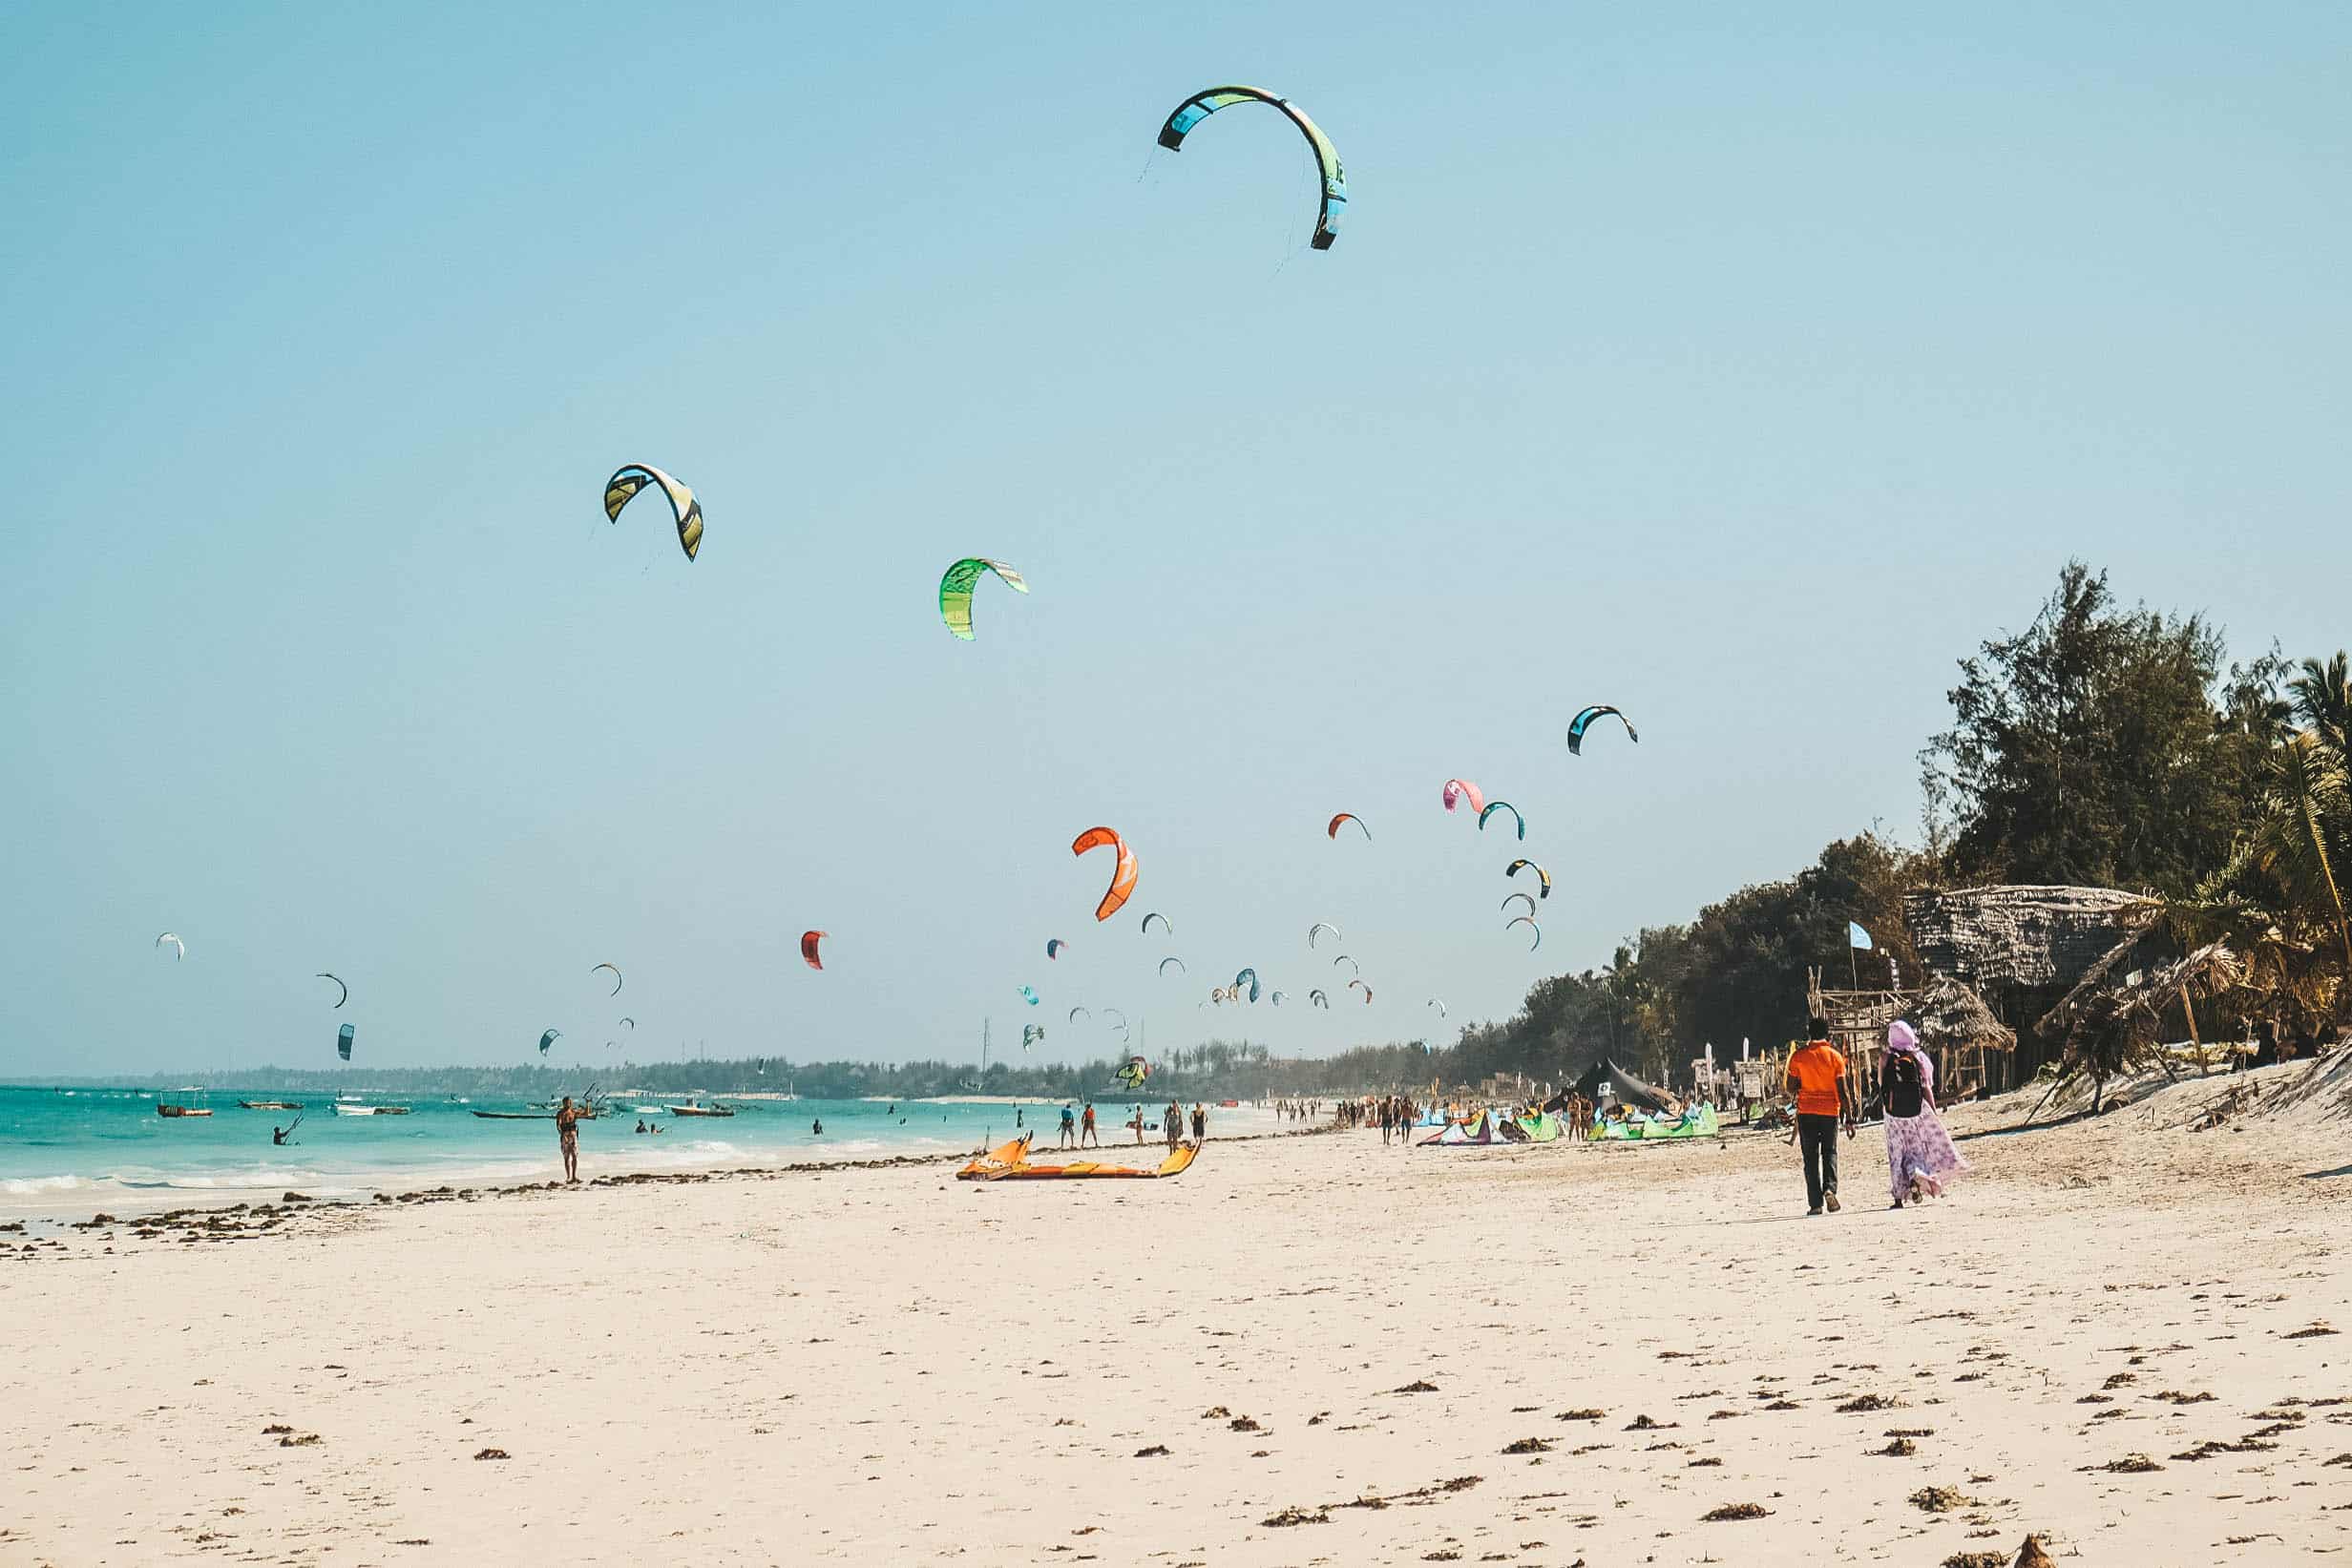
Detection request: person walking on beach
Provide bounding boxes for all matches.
[1081,1101,1099,1147]
[555,1096,585,1184]
[1190,1102,1207,1144]
[1785,1018,1850,1215]
[1058,1103,1076,1148]
[1881,1020,1970,1207]
[1166,1100,1183,1152]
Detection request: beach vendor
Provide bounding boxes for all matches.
[1785,1019,1849,1215]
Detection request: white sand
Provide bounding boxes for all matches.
[6,1064,2351,1566]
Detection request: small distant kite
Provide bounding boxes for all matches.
[315,972,347,1009]
[1333,953,1359,977]
[155,932,184,961]
[619,1017,636,1031]
[1156,85,1346,252]
[938,557,1028,641]
[1501,892,1537,919]
[603,464,703,561]
[1326,812,1371,842]
[1045,938,1068,960]
[1103,1009,1130,1040]
[538,1028,560,1055]
[1233,967,1261,1003]
[1158,955,1187,977]
[592,962,622,995]
[1507,915,1541,951]
[1506,859,1552,899]
[1565,704,1638,755]
[1309,989,1330,1009]
[1349,978,1373,1004]
[1019,985,1040,1006]
[337,1023,354,1061]
[801,931,827,971]
[1427,998,1447,1019]
[1067,1006,1092,1023]
[1071,826,1139,923]
[1308,921,1342,949]
[1441,779,1485,815]
[1022,1023,1045,1051]
[1140,911,1173,936]
[1478,801,1525,841]
[1270,990,1287,1006]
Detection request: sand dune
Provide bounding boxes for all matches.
[6,1065,2350,1565]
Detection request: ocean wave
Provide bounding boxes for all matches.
[1,1174,94,1195]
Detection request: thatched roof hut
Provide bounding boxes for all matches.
[1903,885,2159,990]
[1913,974,2018,1056]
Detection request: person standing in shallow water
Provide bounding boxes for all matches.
[555,1096,585,1184]
[1881,1020,1970,1207]
[1785,1018,1850,1215]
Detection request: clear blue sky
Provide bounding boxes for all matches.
[3,2,2346,1075]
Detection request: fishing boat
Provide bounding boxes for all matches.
[666,1101,735,1118]
[155,1103,213,1119]
[238,1099,303,1111]
[332,1103,412,1117]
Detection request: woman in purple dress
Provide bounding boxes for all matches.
[1883,1020,1969,1208]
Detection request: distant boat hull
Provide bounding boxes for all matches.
[332,1104,411,1117]
[472,1111,554,1119]
[156,1104,212,1119]
[666,1104,735,1118]
[238,1100,303,1111]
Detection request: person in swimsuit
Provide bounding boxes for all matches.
[1080,1102,1099,1147]
[555,1097,585,1183]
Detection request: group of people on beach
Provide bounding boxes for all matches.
[1052,1099,1208,1150]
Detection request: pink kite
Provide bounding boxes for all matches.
[1441,779,1485,815]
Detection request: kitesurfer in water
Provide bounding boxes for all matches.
[555,1097,585,1184]
[811,1118,824,1137]
[271,1116,300,1147]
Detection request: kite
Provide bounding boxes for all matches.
[938,557,1028,641]
[1116,1055,1151,1089]
[1045,938,1067,960]
[1140,911,1172,936]
[315,972,347,1009]
[1506,859,1552,898]
[1507,915,1541,951]
[619,1017,635,1031]
[1308,921,1341,949]
[1441,779,1485,815]
[1501,891,1537,918]
[1478,801,1525,841]
[1019,985,1040,1006]
[155,931,183,961]
[1158,955,1187,977]
[603,464,703,561]
[337,1023,354,1061]
[1565,704,1639,755]
[1071,826,1138,922]
[1103,1009,1129,1040]
[1233,967,1260,1003]
[592,962,622,995]
[1067,1006,1092,1023]
[801,931,827,971]
[1326,812,1370,842]
[538,1028,560,1055]
[1022,1023,1045,1050]
[1270,990,1287,1006]
[1349,978,1373,1003]
[1427,998,1447,1019]
[1333,953,1359,976]
[1309,989,1330,1008]
[1155,85,1346,251]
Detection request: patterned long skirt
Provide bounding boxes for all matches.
[1884,1108,1969,1203]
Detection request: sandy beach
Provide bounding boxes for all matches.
[7,1067,2351,1567]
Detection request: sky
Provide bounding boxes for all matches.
[2,2,2346,1076]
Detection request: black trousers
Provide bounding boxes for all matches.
[1796,1113,1840,1208]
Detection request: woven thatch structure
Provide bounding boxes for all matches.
[2039,939,2247,1047]
[1914,974,2019,1056]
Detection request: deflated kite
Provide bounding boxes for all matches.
[1566,704,1639,755]
[1022,1023,1045,1050]
[603,465,703,561]
[1103,1009,1129,1039]
[1071,826,1138,922]
[1326,812,1370,841]
[938,557,1027,641]
[1478,801,1525,840]
[1155,85,1346,251]
[1506,859,1552,898]
[315,972,347,1009]
[1441,779,1485,815]
[800,931,827,971]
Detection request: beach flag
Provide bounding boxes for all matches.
[1848,921,1874,950]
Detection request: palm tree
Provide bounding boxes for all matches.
[2292,652,2352,773]
[2246,730,2352,979]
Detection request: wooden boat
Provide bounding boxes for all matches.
[155,1103,213,1119]
[958,1133,1195,1181]
[239,1100,303,1111]
[666,1102,734,1118]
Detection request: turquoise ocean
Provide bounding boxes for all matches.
[0,1085,1260,1217]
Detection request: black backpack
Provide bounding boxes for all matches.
[1884,1053,1925,1119]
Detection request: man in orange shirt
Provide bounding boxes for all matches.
[1785,1018,1851,1215]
